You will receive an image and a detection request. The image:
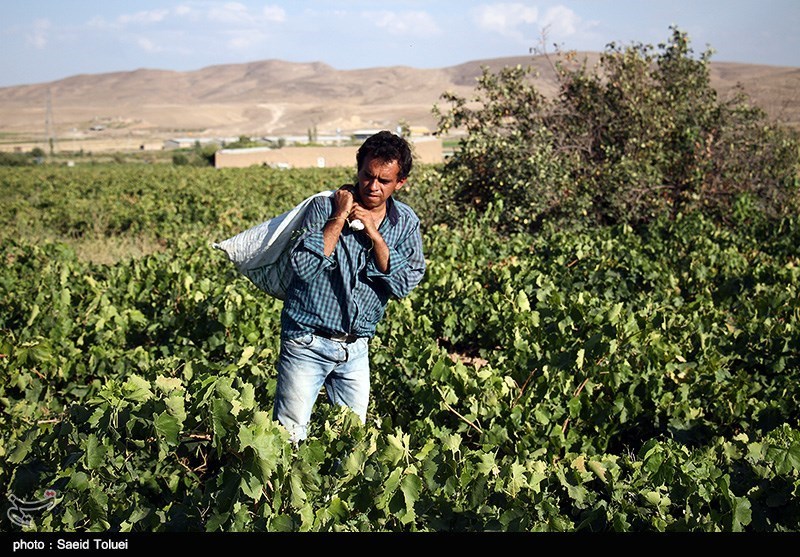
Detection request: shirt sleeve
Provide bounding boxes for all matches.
[289,196,337,282]
[365,215,426,299]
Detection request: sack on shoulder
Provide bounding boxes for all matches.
[213,190,334,300]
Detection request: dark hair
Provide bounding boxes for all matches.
[356,131,413,180]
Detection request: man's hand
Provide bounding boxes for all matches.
[349,203,379,236]
[332,185,356,219]
[322,185,357,256]
[350,203,390,273]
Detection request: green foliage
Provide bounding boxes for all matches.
[172,153,190,166]
[223,136,267,150]
[1,164,798,532]
[434,27,800,233]
[170,142,220,167]
[0,165,352,246]
[0,148,45,166]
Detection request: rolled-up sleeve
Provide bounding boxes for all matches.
[290,197,337,282]
[365,217,426,299]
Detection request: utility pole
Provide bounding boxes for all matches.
[45,88,56,156]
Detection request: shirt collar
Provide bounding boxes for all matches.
[385,196,399,226]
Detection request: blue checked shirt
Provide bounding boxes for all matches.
[280,194,426,340]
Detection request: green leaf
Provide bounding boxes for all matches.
[516,291,531,312]
[216,379,240,402]
[269,515,296,532]
[155,375,183,394]
[765,442,800,474]
[747,442,764,461]
[239,382,255,410]
[165,393,187,422]
[69,471,90,492]
[206,512,230,532]
[8,431,35,464]
[127,309,147,325]
[212,398,235,439]
[533,406,551,425]
[506,461,528,497]
[85,434,106,469]
[239,469,264,501]
[237,346,255,368]
[431,357,449,381]
[644,491,662,506]
[557,469,589,508]
[378,468,403,510]
[730,496,752,532]
[123,375,153,402]
[398,473,421,524]
[87,406,107,428]
[30,340,53,363]
[529,461,547,493]
[568,396,582,418]
[154,411,180,446]
[587,460,608,482]
[383,433,409,466]
[238,426,283,477]
[441,433,462,455]
[326,497,349,523]
[343,447,368,477]
[26,303,40,326]
[325,495,350,524]
[290,472,308,508]
[63,506,84,529]
[608,302,623,324]
[127,506,151,524]
[476,451,499,476]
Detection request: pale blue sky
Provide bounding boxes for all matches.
[2,1,798,87]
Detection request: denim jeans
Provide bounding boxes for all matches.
[273,333,370,442]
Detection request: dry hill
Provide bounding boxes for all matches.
[0,53,797,153]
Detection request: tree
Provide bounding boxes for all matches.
[433,27,799,233]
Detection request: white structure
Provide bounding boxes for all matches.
[163,137,239,150]
[214,137,443,169]
[261,135,345,146]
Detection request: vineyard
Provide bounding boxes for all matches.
[1,163,799,533]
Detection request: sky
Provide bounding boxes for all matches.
[1,1,799,88]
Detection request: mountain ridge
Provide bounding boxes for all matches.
[1,54,797,151]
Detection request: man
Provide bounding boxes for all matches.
[273,130,426,442]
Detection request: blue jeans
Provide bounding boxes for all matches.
[273,333,370,442]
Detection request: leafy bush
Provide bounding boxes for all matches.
[434,27,800,233]
[0,151,40,166]
[2,166,799,531]
[171,143,219,167]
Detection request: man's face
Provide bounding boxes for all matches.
[355,156,406,211]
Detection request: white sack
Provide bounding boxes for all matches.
[213,190,334,300]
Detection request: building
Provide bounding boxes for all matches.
[351,129,386,142]
[214,136,443,169]
[261,134,347,146]
[163,137,239,150]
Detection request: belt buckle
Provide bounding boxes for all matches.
[330,332,350,342]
